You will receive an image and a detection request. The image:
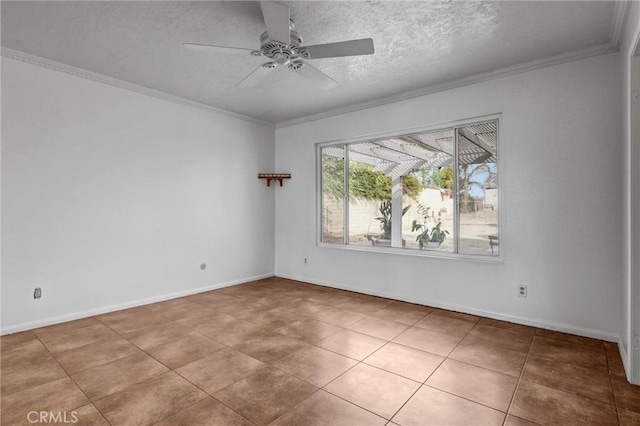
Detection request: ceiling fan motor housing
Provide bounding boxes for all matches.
[257,25,303,67]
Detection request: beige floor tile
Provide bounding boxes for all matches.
[529,336,607,369]
[465,324,533,353]
[37,323,118,353]
[414,313,475,338]
[392,385,505,426]
[155,397,253,426]
[71,351,168,400]
[611,376,640,413]
[392,326,462,357]
[364,342,444,382]
[54,337,139,374]
[510,380,618,425]
[371,302,431,326]
[305,292,357,306]
[335,298,393,315]
[94,371,206,426]
[214,366,317,425]
[234,332,311,364]
[619,407,640,425]
[522,355,614,405]
[449,337,526,377]
[244,310,300,331]
[72,404,110,426]
[1,377,89,426]
[0,331,39,351]
[203,320,269,346]
[275,318,342,344]
[275,346,357,387]
[1,338,52,367]
[270,390,387,426]
[307,305,368,327]
[290,300,332,317]
[159,303,217,321]
[426,359,518,412]
[33,317,101,338]
[145,333,225,369]
[96,310,171,335]
[176,347,266,394]
[503,414,539,426]
[324,363,420,419]
[125,322,198,350]
[175,311,238,334]
[317,329,387,360]
[477,318,536,335]
[534,328,605,349]
[347,316,409,341]
[1,356,67,396]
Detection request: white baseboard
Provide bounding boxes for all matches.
[619,340,633,382]
[276,273,620,343]
[3,271,622,346]
[1,273,274,335]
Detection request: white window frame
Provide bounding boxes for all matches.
[316,114,503,263]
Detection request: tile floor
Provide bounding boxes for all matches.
[2,277,640,425]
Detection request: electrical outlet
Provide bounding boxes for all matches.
[517,285,527,298]
[304,258,308,264]
[34,287,42,299]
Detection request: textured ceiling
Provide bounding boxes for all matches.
[1,1,619,124]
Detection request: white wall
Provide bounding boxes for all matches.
[275,52,623,341]
[1,57,276,333]
[621,0,640,383]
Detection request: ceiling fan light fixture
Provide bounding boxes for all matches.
[288,61,304,71]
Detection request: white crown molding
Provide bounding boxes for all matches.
[276,43,618,128]
[1,47,274,128]
[610,0,632,49]
[2,37,621,131]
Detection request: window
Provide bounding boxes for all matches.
[319,118,499,258]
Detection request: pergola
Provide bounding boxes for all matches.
[323,121,497,247]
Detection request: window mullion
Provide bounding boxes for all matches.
[391,176,403,247]
[453,128,460,254]
[343,144,349,245]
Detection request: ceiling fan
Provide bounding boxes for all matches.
[183,1,375,89]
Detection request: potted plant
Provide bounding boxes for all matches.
[411,220,449,249]
[372,200,410,246]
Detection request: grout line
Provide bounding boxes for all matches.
[419,383,509,416]
[170,366,258,425]
[605,341,623,425]
[31,333,114,426]
[504,329,536,424]
[5,278,632,425]
[318,388,393,422]
[385,317,512,421]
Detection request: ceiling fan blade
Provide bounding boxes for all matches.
[260,2,290,45]
[236,63,274,88]
[291,61,337,89]
[302,38,374,59]
[183,43,255,55]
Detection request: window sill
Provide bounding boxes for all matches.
[317,241,503,263]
